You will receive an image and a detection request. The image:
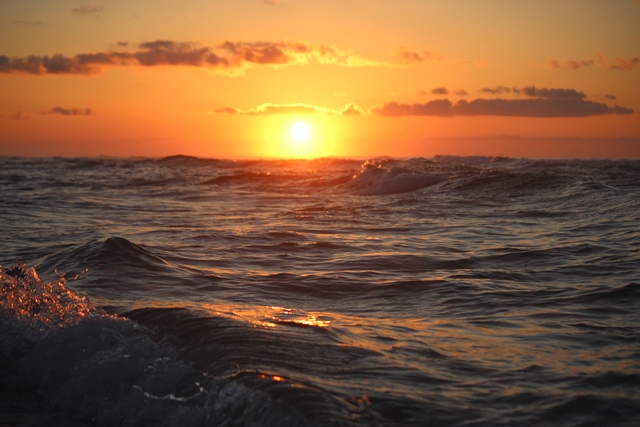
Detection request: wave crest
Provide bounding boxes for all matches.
[0,263,99,328]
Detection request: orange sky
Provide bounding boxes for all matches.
[1,0,639,159]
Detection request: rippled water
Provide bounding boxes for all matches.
[1,155,639,426]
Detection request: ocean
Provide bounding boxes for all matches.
[1,155,639,426]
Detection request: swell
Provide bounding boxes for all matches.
[31,237,215,304]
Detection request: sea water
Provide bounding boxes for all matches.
[1,155,639,426]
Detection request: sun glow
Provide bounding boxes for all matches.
[260,117,339,159]
[290,122,312,142]
[283,121,317,158]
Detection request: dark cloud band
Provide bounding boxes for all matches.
[374,97,633,118]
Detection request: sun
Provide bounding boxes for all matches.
[290,122,312,142]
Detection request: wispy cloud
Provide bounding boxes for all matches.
[215,102,365,116]
[72,5,104,15]
[41,107,93,116]
[0,39,383,76]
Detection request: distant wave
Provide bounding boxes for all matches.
[345,159,448,195]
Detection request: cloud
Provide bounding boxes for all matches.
[521,86,586,99]
[214,107,238,115]
[454,89,469,96]
[605,94,617,100]
[134,40,228,67]
[394,48,443,64]
[546,59,594,70]
[479,86,512,95]
[545,52,640,71]
[72,5,104,15]
[219,40,378,67]
[42,107,93,116]
[215,103,332,115]
[0,39,381,76]
[431,87,449,95]
[215,102,366,116]
[261,0,281,4]
[373,96,633,118]
[222,41,322,65]
[5,111,29,120]
[340,103,365,115]
[393,48,484,70]
[607,56,640,70]
[373,100,454,117]
[214,87,633,119]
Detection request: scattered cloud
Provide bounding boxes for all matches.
[606,55,640,70]
[4,111,30,120]
[546,59,594,70]
[431,87,449,95]
[115,41,129,47]
[0,39,382,76]
[261,0,281,5]
[72,5,104,15]
[13,20,43,26]
[393,48,484,69]
[215,102,365,116]
[479,86,512,95]
[42,107,93,116]
[544,51,640,71]
[454,89,469,96]
[605,94,617,100]
[394,48,443,64]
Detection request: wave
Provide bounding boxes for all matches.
[346,159,447,195]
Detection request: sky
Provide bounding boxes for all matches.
[1,0,639,159]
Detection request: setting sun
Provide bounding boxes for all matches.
[290,122,312,142]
